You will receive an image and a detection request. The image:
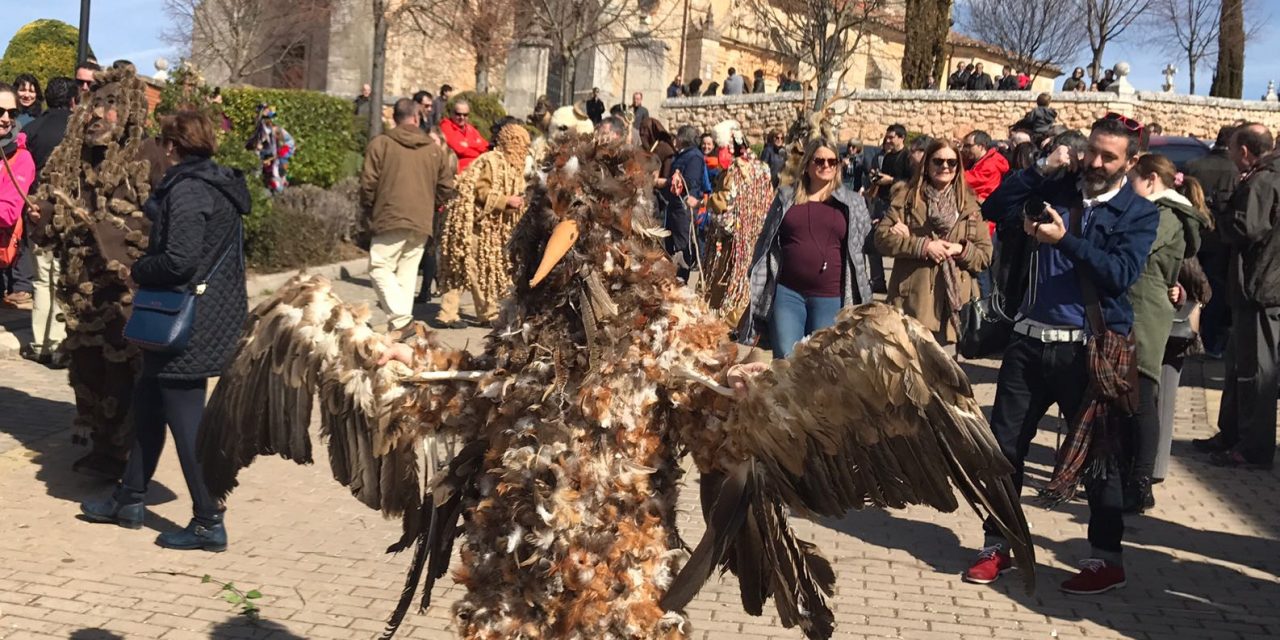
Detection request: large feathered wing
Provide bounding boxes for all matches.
[197,275,492,638]
[664,303,1034,639]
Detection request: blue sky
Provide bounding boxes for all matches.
[3,1,1278,99]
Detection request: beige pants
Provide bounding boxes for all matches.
[31,246,66,355]
[436,286,493,324]
[369,229,427,330]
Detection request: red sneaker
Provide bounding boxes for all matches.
[963,545,1013,584]
[1060,559,1126,594]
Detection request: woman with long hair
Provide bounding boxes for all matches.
[737,138,874,357]
[874,139,991,347]
[81,111,250,550]
[1124,153,1207,512]
[12,74,42,127]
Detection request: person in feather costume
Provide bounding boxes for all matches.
[436,122,530,328]
[700,119,772,327]
[198,135,1035,640]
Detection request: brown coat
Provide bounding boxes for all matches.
[360,124,456,237]
[874,182,992,340]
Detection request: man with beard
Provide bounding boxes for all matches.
[32,64,171,479]
[965,115,1159,596]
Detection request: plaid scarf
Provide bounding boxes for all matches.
[1041,309,1138,504]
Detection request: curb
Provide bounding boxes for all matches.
[246,257,369,298]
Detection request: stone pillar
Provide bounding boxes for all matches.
[575,46,617,107]
[624,36,670,118]
[504,43,550,118]
[683,8,721,90]
[1106,61,1137,96]
[326,0,374,97]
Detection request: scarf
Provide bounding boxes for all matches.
[923,182,963,334]
[0,125,19,158]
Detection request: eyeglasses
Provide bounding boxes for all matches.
[453,112,469,119]
[0,108,19,120]
[811,157,839,168]
[930,158,959,169]
[1104,112,1144,133]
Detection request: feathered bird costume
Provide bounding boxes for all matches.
[199,136,1034,640]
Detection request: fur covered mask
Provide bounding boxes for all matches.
[82,66,146,148]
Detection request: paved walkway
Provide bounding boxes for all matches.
[1,274,1278,640]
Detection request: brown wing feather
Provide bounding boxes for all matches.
[668,303,1034,639]
[198,275,483,555]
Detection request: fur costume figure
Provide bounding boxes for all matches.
[437,124,531,325]
[34,64,171,478]
[702,147,773,328]
[199,136,1035,640]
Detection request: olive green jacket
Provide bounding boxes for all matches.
[1131,190,1203,380]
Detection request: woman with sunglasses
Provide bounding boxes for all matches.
[874,139,991,348]
[0,83,36,309]
[738,138,875,358]
[12,74,42,127]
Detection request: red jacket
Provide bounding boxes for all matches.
[1,133,35,228]
[440,119,489,172]
[964,148,1009,203]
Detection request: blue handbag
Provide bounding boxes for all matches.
[124,225,241,354]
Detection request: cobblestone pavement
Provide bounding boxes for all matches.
[1,272,1279,640]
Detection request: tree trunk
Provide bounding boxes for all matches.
[1188,52,1197,95]
[369,0,389,137]
[558,53,576,107]
[1210,0,1244,98]
[475,50,490,93]
[901,0,952,90]
[1089,45,1107,88]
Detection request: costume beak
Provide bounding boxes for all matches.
[530,220,580,288]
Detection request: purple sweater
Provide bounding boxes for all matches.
[777,201,847,297]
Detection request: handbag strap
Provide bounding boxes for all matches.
[0,147,36,213]
[1069,205,1106,336]
[195,220,242,295]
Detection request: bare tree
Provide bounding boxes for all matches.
[1153,0,1219,94]
[957,0,1084,82]
[743,0,886,110]
[901,0,954,90]
[400,0,518,93]
[161,0,329,85]
[369,0,390,137]
[521,0,655,106]
[1080,0,1153,86]
[1210,0,1245,98]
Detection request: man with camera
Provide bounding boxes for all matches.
[965,116,1159,595]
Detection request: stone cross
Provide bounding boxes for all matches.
[1162,64,1177,93]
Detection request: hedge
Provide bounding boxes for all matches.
[0,19,92,89]
[219,87,360,188]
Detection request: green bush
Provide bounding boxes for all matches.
[447,91,506,142]
[0,19,92,89]
[249,182,361,271]
[220,87,359,188]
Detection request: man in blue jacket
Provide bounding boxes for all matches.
[665,124,707,282]
[965,116,1159,596]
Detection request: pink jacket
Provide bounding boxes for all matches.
[1,133,35,228]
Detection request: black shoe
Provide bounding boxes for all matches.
[430,318,467,330]
[1192,434,1235,453]
[1122,475,1155,514]
[157,517,228,552]
[72,452,127,481]
[47,351,70,370]
[1209,449,1274,470]
[80,498,145,529]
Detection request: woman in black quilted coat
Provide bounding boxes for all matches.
[81,111,249,551]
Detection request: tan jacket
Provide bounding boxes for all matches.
[874,182,992,339]
[360,124,456,237]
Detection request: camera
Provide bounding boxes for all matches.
[1024,200,1054,224]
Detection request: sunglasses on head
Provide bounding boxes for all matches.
[1104,112,1144,133]
[811,157,839,168]
[930,157,959,169]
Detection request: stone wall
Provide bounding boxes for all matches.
[660,90,1280,143]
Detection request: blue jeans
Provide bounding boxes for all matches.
[768,283,842,358]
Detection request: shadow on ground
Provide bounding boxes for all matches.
[210,617,306,639]
[0,386,182,533]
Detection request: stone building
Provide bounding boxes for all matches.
[194,0,1060,120]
